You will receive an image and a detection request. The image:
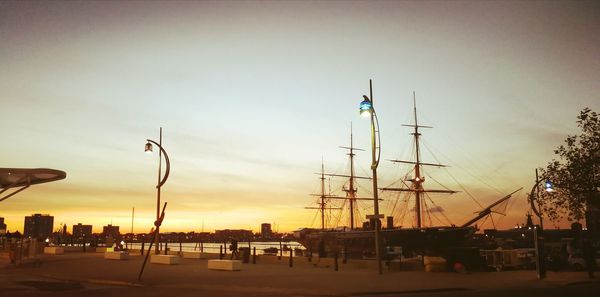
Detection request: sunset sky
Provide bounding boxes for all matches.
[1,0,599,234]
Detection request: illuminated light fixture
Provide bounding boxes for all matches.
[360,95,373,117]
[544,180,553,192]
[144,142,153,153]
[359,80,383,275]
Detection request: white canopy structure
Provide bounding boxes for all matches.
[0,168,66,202]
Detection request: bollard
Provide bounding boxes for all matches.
[19,239,23,263]
[219,245,223,260]
[164,241,168,255]
[179,241,182,253]
[279,241,282,260]
[253,247,256,264]
[9,243,16,264]
[201,241,204,253]
[289,248,293,267]
[334,252,339,271]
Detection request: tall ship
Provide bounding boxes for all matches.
[295,95,520,259]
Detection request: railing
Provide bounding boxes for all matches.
[0,237,44,265]
[127,241,305,256]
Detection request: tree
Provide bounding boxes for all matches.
[539,108,600,231]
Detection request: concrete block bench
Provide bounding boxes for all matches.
[424,256,447,272]
[182,251,204,259]
[151,254,180,265]
[95,247,114,253]
[104,251,129,260]
[208,259,242,271]
[43,247,64,254]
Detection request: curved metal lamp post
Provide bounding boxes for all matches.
[528,168,552,280]
[145,128,171,254]
[360,79,383,274]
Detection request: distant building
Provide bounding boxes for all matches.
[72,223,92,237]
[0,217,6,235]
[214,229,253,241]
[102,224,120,240]
[24,214,54,239]
[260,223,272,238]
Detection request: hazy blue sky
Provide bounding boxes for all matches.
[1,0,599,233]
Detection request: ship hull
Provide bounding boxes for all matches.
[294,226,475,258]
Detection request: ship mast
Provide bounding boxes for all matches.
[306,159,343,230]
[333,124,375,229]
[381,92,457,228]
[339,123,365,229]
[307,126,373,230]
[412,92,424,228]
[320,160,326,230]
[345,124,358,228]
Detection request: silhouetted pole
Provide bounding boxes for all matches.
[334,252,339,271]
[279,241,283,260]
[252,247,256,264]
[360,79,383,274]
[289,248,293,267]
[131,207,135,234]
[529,168,551,280]
[343,242,347,264]
[219,245,223,259]
[138,202,167,281]
[145,128,171,255]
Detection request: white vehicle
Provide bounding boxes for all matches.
[568,253,600,271]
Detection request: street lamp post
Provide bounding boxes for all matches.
[529,168,552,280]
[360,79,383,275]
[145,127,171,255]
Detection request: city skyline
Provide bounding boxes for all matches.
[1,1,599,233]
[2,213,277,235]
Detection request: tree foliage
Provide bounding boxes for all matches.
[539,108,600,223]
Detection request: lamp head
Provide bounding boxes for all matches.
[544,179,553,192]
[145,142,153,153]
[360,95,373,117]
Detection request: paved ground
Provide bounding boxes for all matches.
[1,252,599,296]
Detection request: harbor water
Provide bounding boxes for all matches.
[127,241,305,256]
